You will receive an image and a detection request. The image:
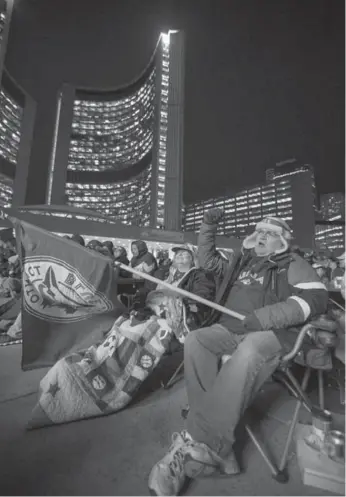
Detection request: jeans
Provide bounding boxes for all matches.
[184,324,282,456]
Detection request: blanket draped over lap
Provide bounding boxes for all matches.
[28,291,188,429]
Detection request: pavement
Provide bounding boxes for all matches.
[0,344,344,496]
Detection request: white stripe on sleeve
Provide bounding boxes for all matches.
[289,295,311,321]
[294,282,327,291]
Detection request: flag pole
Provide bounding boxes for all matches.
[116,263,245,321]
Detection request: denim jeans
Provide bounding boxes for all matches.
[184,324,282,456]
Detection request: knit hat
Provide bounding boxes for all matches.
[243,217,293,255]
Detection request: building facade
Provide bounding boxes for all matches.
[0,0,36,209]
[0,0,12,78]
[315,192,345,251]
[47,30,185,231]
[183,161,317,248]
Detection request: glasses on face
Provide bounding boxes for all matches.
[256,229,280,239]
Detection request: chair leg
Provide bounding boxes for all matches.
[284,367,313,412]
[317,370,325,410]
[278,367,311,472]
[244,424,288,482]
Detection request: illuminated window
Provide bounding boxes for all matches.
[0,88,23,165]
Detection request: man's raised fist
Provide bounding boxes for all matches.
[203,208,224,225]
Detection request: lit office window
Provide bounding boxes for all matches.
[0,172,13,208]
[0,88,23,164]
[65,166,152,226]
[68,70,156,172]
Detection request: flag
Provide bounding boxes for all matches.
[14,219,126,370]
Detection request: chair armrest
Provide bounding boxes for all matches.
[281,323,314,363]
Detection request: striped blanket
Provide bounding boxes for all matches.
[28,292,188,429]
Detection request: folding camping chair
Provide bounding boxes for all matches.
[162,296,345,393]
[178,313,342,482]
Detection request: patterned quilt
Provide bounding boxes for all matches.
[28,292,188,429]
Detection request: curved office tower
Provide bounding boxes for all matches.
[47,30,185,231]
[0,0,36,209]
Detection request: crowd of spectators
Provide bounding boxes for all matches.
[0,230,344,345]
[291,245,345,293]
[0,237,22,337]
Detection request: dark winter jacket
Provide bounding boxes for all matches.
[178,267,217,328]
[198,221,329,351]
[130,241,157,277]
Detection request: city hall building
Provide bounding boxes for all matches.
[0,0,36,209]
[47,30,185,232]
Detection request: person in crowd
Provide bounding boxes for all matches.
[70,234,85,246]
[313,262,328,281]
[113,245,133,291]
[0,254,22,336]
[86,239,103,252]
[128,244,216,339]
[0,254,21,298]
[113,246,130,272]
[155,250,172,281]
[130,240,157,277]
[103,240,114,257]
[161,245,216,331]
[148,210,328,496]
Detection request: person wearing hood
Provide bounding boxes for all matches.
[70,234,85,246]
[148,209,328,496]
[130,240,157,277]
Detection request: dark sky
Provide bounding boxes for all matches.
[5,0,345,205]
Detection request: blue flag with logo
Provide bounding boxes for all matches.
[14,219,126,370]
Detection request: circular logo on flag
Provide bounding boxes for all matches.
[92,375,107,391]
[140,354,153,370]
[23,256,113,323]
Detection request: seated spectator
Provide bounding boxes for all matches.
[86,239,112,258]
[70,234,85,246]
[158,246,195,288]
[86,239,103,252]
[130,240,158,279]
[128,244,216,341]
[155,250,172,281]
[313,262,328,281]
[103,240,114,257]
[148,210,328,496]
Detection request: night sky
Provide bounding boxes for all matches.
[5,0,345,205]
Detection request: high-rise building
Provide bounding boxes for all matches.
[47,30,185,231]
[183,161,316,248]
[0,1,36,209]
[315,192,345,251]
[0,0,13,78]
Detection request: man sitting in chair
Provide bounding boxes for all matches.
[148,209,329,496]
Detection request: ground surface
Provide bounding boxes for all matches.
[0,344,344,496]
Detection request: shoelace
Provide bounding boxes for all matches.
[168,447,186,478]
